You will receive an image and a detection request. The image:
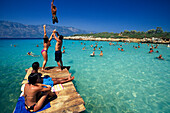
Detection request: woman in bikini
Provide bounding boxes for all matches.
[41,25,53,71]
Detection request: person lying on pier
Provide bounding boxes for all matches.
[53,30,64,71]
[41,25,53,71]
[51,0,58,24]
[32,62,74,85]
[24,73,52,112]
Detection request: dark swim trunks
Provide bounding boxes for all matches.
[55,50,62,62]
[25,103,36,112]
[52,16,58,24]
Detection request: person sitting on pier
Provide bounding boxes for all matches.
[24,73,52,112]
[31,62,74,85]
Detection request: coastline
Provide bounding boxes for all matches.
[64,36,170,44]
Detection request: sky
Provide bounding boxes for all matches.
[0,0,170,33]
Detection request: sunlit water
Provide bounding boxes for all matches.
[0,39,169,113]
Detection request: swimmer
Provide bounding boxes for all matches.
[27,52,40,57]
[93,47,96,51]
[82,46,86,50]
[149,48,153,53]
[121,48,124,51]
[90,51,95,57]
[118,48,121,50]
[100,51,103,56]
[157,55,164,60]
[62,50,65,53]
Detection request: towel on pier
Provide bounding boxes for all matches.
[51,84,64,92]
[14,96,50,113]
[43,76,54,87]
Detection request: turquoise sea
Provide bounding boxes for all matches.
[0,38,170,113]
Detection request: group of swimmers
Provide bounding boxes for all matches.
[81,42,103,57]
[109,41,164,60]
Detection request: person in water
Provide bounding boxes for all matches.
[100,51,103,56]
[157,55,164,60]
[41,25,53,71]
[53,30,64,71]
[24,73,52,112]
[91,51,95,56]
[51,0,58,24]
[121,48,124,51]
[149,48,154,53]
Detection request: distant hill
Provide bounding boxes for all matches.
[0,21,89,38]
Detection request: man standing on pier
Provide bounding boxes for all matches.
[53,30,63,71]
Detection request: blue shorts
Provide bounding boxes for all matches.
[55,50,62,62]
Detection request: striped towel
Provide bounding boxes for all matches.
[51,84,64,92]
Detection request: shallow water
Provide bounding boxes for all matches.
[0,39,169,113]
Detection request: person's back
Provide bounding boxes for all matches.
[24,73,51,112]
[24,83,40,106]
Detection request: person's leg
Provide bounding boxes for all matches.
[33,92,49,112]
[52,73,71,81]
[53,76,74,84]
[42,52,48,70]
[60,59,63,67]
[56,61,61,71]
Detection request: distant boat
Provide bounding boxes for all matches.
[167,44,170,47]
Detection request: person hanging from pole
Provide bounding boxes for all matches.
[51,0,59,24]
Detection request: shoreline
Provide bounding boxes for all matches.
[64,36,170,44]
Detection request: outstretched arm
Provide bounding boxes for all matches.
[53,33,61,42]
[43,25,46,36]
[49,33,53,42]
[51,0,54,9]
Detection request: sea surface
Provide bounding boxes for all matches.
[0,38,170,113]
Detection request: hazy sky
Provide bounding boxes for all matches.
[0,0,170,33]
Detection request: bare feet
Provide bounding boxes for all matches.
[68,76,75,81]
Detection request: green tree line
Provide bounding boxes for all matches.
[73,27,170,39]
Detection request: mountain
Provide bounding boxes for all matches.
[0,21,89,38]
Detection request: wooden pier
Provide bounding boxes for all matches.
[21,66,86,113]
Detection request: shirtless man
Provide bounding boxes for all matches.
[24,73,51,112]
[51,0,58,24]
[53,31,63,71]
